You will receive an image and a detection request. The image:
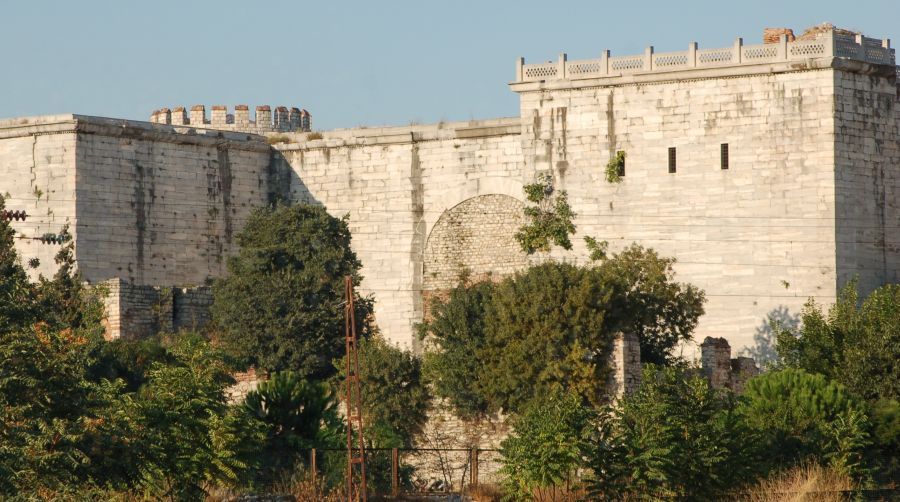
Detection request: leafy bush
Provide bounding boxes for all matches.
[133,334,264,500]
[595,244,705,365]
[331,336,429,448]
[421,281,494,418]
[586,365,755,501]
[481,262,615,413]
[211,203,373,378]
[738,369,870,479]
[500,391,594,501]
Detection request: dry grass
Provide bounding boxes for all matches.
[467,483,504,501]
[266,134,293,145]
[744,464,855,502]
[204,472,342,502]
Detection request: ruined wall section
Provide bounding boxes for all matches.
[513,67,839,351]
[72,117,273,287]
[833,62,900,297]
[0,116,79,281]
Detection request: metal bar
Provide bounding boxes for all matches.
[345,275,368,502]
[391,447,399,497]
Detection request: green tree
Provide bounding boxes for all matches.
[134,333,264,500]
[0,212,138,495]
[421,250,705,416]
[331,336,430,447]
[211,203,373,378]
[0,323,136,495]
[586,365,755,501]
[515,173,576,254]
[244,371,343,482]
[596,244,705,365]
[500,390,594,501]
[480,262,614,413]
[0,196,35,335]
[420,281,494,418]
[738,368,870,479]
[777,282,900,402]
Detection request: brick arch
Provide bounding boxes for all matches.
[423,194,529,296]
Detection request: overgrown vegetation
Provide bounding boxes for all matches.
[420,246,705,416]
[605,151,625,183]
[0,197,422,499]
[514,173,576,254]
[3,184,900,499]
[586,365,754,501]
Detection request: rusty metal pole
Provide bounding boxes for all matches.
[345,276,368,502]
[391,447,400,497]
[469,448,479,490]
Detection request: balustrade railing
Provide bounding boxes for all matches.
[516,32,896,83]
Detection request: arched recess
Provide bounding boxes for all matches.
[424,176,525,240]
[423,194,528,297]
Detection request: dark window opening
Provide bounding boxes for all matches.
[721,143,729,170]
[617,150,625,177]
[668,147,676,173]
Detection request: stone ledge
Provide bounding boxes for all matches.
[0,114,272,152]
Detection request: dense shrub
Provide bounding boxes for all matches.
[332,336,430,448]
[737,368,870,478]
[244,371,343,483]
[586,365,754,501]
[776,282,900,402]
[500,391,594,501]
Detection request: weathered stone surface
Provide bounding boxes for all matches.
[1,34,897,353]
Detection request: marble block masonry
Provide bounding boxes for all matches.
[1,25,897,371]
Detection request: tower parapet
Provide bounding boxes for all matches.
[150,104,311,133]
[514,26,895,84]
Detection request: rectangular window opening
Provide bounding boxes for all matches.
[721,143,729,170]
[668,147,676,174]
[617,150,625,177]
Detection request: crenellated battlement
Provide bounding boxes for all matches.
[149,104,311,133]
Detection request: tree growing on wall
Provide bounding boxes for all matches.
[515,173,576,254]
[211,203,374,378]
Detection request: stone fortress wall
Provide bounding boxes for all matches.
[0,25,898,358]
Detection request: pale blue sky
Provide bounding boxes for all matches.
[2,0,897,130]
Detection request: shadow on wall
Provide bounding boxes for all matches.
[104,146,322,340]
[739,305,800,370]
